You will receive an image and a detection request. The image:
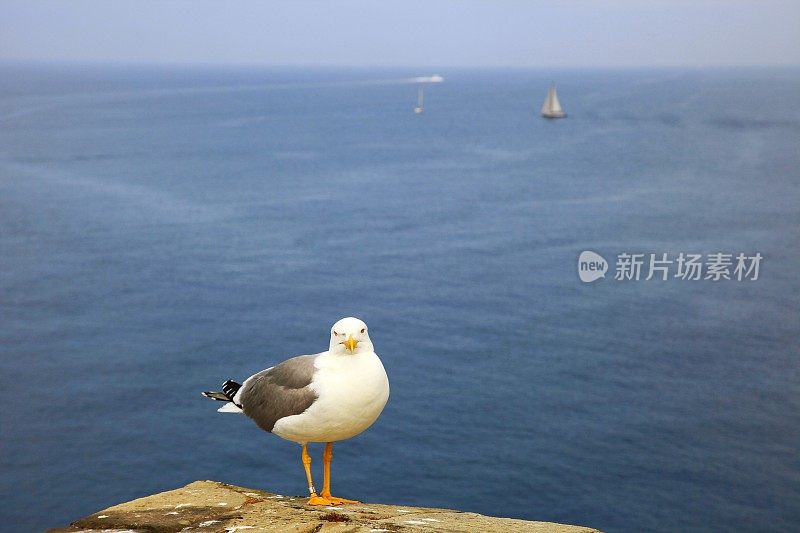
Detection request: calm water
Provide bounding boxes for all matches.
[1,64,798,532]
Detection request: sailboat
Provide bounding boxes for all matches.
[414,87,424,114]
[541,85,566,119]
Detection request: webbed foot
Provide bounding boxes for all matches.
[306,493,334,506]
[320,492,359,505]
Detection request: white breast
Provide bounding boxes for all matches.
[271,351,390,444]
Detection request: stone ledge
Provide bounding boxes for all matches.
[49,480,602,533]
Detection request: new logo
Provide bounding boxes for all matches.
[578,251,608,283]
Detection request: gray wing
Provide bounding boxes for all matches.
[239,354,319,432]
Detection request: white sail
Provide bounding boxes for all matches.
[418,88,424,107]
[541,87,553,115]
[541,85,565,118]
[549,87,562,113]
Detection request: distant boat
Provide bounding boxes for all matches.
[541,85,566,119]
[414,87,424,114]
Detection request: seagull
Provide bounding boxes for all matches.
[202,317,390,506]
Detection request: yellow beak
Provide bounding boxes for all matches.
[343,335,359,353]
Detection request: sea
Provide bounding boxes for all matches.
[0,64,798,532]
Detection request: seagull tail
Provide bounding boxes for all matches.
[217,402,243,413]
[202,380,243,413]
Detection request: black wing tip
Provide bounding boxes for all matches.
[221,380,242,399]
[201,380,242,402]
[202,390,229,401]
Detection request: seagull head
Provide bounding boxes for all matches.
[329,317,373,355]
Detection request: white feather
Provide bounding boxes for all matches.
[217,402,244,414]
[271,349,389,443]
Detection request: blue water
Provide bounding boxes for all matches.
[1,64,798,532]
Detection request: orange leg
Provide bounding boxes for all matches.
[302,443,331,506]
[319,442,360,504]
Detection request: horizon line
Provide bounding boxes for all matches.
[1,58,799,71]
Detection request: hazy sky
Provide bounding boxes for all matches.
[1,0,798,68]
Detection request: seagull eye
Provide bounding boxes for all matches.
[360,328,366,334]
[333,331,339,336]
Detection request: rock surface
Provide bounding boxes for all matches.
[49,480,602,533]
